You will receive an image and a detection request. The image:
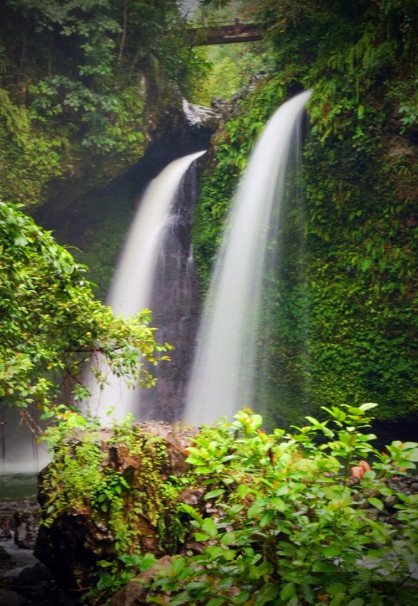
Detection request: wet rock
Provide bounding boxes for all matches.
[0,589,26,606]
[34,424,198,592]
[109,580,147,606]
[34,512,114,591]
[0,562,81,605]
[14,510,38,549]
[17,562,53,585]
[0,588,25,606]
[0,511,13,542]
[179,486,206,506]
[109,556,172,606]
[0,546,14,571]
[182,99,221,129]
[0,499,40,549]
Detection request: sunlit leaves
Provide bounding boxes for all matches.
[136,407,418,605]
[0,202,169,417]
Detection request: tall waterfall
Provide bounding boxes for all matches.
[87,150,205,422]
[184,91,311,425]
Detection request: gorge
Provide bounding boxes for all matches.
[0,0,417,604]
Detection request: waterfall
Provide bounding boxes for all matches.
[142,162,203,422]
[0,405,49,474]
[87,150,205,422]
[184,91,311,425]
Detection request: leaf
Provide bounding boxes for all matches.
[329,593,346,606]
[405,447,418,462]
[139,553,156,572]
[360,258,372,271]
[280,582,296,601]
[171,557,186,576]
[169,592,190,606]
[312,561,337,573]
[14,235,28,246]
[221,532,236,546]
[359,403,378,411]
[201,517,219,538]
[204,488,225,500]
[177,504,201,523]
[270,497,286,512]
[194,532,209,542]
[368,497,384,511]
[233,590,251,603]
[237,484,251,498]
[260,511,274,527]
[322,544,341,557]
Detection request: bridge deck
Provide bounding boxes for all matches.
[190,23,263,46]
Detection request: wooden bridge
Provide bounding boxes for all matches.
[189,21,263,46]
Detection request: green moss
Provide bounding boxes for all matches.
[42,413,187,562]
[192,0,417,424]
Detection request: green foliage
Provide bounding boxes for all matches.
[192,0,417,423]
[0,202,170,416]
[192,43,270,106]
[40,409,188,601]
[193,77,287,291]
[0,0,202,206]
[88,407,418,605]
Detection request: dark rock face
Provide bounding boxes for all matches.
[13,510,38,550]
[0,563,79,605]
[33,115,213,423]
[34,121,213,253]
[140,160,202,422]
[35,512,114,592]
[0,588,25,606]
[0,500,79,605]
[0,499,39,548]
[108,556,173,606]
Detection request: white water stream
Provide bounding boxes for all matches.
[87,150,205,422]
[184,91,311,425]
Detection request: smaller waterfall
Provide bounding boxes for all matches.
[0,405,49,474]
[184,91,311,425]
[87,150,205,422]
[143,163,203,422]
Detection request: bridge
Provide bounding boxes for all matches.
[189,21,263,46]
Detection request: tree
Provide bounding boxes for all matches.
[0,201,170,419]
[0,0,200,206]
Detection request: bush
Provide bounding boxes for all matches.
[77,405,418,605]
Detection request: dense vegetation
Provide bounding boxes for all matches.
[39,405,418,605]
[1,1,417,604]
[193,0,418,425]
[0,202,170,418]
[0,0,202,206]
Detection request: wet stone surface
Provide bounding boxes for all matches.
[0,498,79,606]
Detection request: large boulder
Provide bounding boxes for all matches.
[34,422,199,592]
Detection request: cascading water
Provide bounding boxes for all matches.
[0,405,49,475]
[184,90,311,425]
[142,162,203,421]
[87,150,205,422]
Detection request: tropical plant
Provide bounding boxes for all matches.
[48,405,418,604]
[138,405,418,605]
[0,202,170,419]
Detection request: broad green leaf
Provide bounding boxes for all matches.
[280,582,296,601]
[368,497,384,511]
[201,517,219,538]
[204,488,226,500]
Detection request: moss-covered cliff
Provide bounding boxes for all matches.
[193,0,417,425]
